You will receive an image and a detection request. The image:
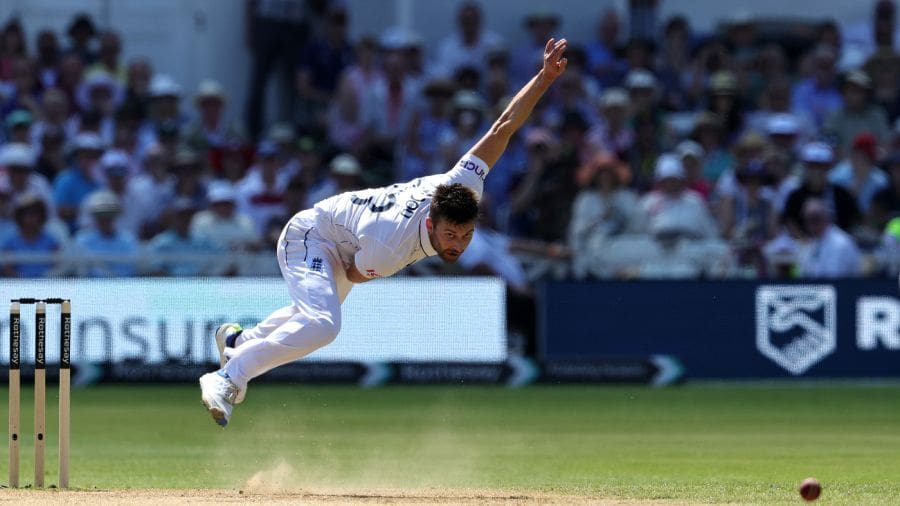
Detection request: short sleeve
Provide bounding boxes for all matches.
[444,153,489,198]
[354,235,403,279]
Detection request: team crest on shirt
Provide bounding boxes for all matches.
[309,257,324,273]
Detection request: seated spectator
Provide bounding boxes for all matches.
[34,125,66,183]
[72,190,139,277]
[433,2,503,79]
[6,109,32,144]
[510,11,559,87]
[183,79,246,153]
[295,4,354,129]
[585,8,625,88]
[568,153,637,277]
[53,132,104,230]
[676,140,712,200]
[74,70,122,143]
[0,142,55,215]
[791,45,842,128]
[190,182,260,251]
[691,112,734,185]
[236,141,288,234]
[823,70,889,151]
[763,112,802,164]
[399,78,456,181]
[170,147,208,210]
[328,36,383,151]
[782,142,860,237]
[798,199,862,277]
[586,87,633,159]
[146,198,219,276]
[631,154,719,240]
[308,153,364,205]
[719,159,777,243]
[746,79,816,143]
[78,150,149,236]
[0,193,60,278]
[828,131,888,213]
[439,91,488,172]
[265,176,308,246]
[128,144,174,239]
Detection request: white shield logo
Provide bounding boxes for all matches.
[756,285,836,375]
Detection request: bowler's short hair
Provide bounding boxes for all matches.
[430,183,479,225]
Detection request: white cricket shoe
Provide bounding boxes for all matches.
[199,371,240,427]
[214,323,243,367]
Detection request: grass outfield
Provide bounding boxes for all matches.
[0,383,898,504]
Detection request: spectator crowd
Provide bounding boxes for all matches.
[3,0,900,281]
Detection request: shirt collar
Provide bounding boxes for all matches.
[419,217,437,256]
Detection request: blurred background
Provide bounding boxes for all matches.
[0,0,898,385]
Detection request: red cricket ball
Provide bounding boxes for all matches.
[799,477,821,501]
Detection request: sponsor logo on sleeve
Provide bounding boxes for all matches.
[458,159,486,181]
[755,285,836,375]
[365,269,381,278]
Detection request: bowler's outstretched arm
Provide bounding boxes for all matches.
[469,38,568,168]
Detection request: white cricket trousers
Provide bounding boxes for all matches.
[222,210,352,391]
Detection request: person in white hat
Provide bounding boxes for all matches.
[0,143,56,218]
[823,69,889,151]
[183,79,247,152]
[199,37,570,427]
[631,153,719,240]
[53,132,104,230]
[71,189,139,277]
[781,141,861,238]
[189,181,260,253]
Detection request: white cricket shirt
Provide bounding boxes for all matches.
[313,153,488,279]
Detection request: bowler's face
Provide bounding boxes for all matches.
[427,218,475,262]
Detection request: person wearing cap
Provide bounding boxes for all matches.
[136,74,186,155]
[129,143,175,238]
[568,153,637,277]
[308,153,364,205]
[745,77,816,142]
[791,45,843,128]
[797,198,862,278]
[823,69,889,151]
[782,141,860,237]
[439,90,488,171]
[624,68,659,118]
[828,131,888,213]
[199,37,570,427]
[71,190,139,277]
[235,140,290,234]
[170,146,209,211]
[510,10,560,86]
[433,2,504,79]
[77,149,148,236]
[146,197,219,276]
[706,70,744,140]
[53,132,104,230]
[675,140,712,200]
[586,87,634,158]
[0,142,56,215]
[190,181,260,253]
[631,153,718,240]
[5,109,32,144]
[0,193,61,278]
[399,78,456,181]
[295,4,354,130]
[718,159,777,243]
[184,79,247,153]
[690,111,732,183]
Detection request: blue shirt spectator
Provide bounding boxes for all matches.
[72,190,138,276]
[791,47,843,128]
[146,198,219,276]
[53,132,104,231]
[1,193,60,277]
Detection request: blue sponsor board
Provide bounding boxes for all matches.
[539,280,900,379]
